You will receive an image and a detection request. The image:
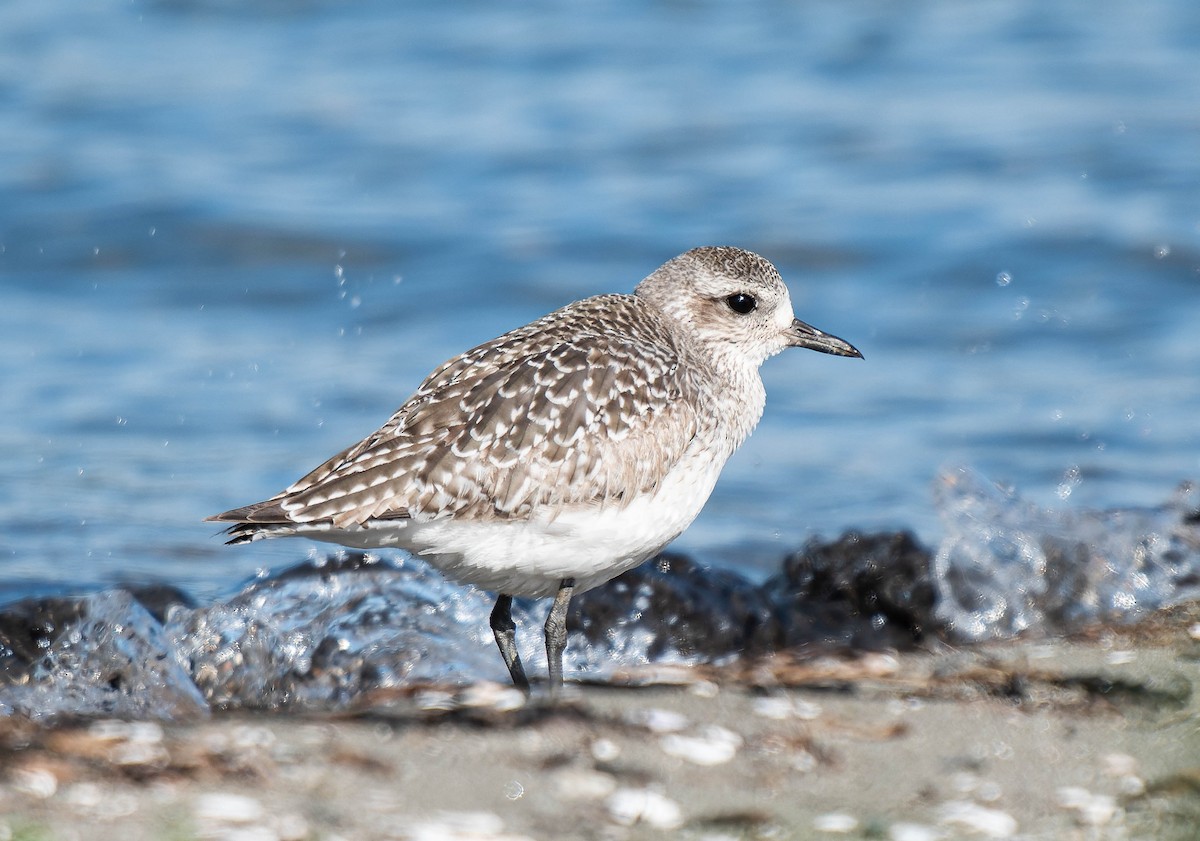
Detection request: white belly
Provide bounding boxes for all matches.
[309,453,725,598]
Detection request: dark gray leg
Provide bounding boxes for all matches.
[490,594,529,691]
[544,578,576,697]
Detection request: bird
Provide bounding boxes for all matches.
[208,246,862,695]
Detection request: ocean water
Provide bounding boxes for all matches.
[2,0,1199,608]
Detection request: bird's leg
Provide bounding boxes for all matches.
[544,577,576,698]
[490,594,530,691]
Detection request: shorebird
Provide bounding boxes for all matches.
[209,246,861,695]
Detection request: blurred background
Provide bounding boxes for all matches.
[1,0,1197,602]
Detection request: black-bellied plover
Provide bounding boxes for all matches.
[209,247,861,694]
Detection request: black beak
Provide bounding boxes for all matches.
[786,318,863,358]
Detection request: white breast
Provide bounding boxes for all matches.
[307,448,727,598]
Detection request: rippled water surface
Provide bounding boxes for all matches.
[2,0,1198,602]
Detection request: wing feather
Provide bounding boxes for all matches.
[208,294,707,529]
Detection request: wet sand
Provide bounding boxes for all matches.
[1,603,1198,841]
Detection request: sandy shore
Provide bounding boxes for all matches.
[1,603,1198,841]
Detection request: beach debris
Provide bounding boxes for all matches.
[589,737,620,763]
[390,811,533,841]
[194,792,265,824]
[937,800,1018,837]
[813,811,859,833]
[752,694,822,720]
[9,765,58,799]
[1101,752,1146,796]
[607,787,685,829]
[626,706,689,734]
[456,681,527,713]
[553,767,617,801]
[888,823,944,841]
[1056,786,1119,826]
[659,725,742,766]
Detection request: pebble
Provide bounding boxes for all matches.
[393,811,534,841]
[790,750,818,773]
[590,737,620,763]
[937,800,1018,838]
[1101,753,1137,776]
[975,782,1003,804]
[211,828,277,841]
[89,720,165,745]
[457,682,527,713]
[607,787,685,830]
[1101,753,1146,796]
[274,815,309,841]
[889,823,943,841]
[64,782,104,810]
[111,737,170,769]
[860,651,901,676]
[752,695,822,721]
[660,725,742,766]
[1057,787,1119,826]
[414,689,457,712]
[628,707,690,734]
[948,772,1001,803]
[813,812,859,833]
[11,767,57,799]
[65,783,139,820]
[553,768,617,801]
[194,792,265,825]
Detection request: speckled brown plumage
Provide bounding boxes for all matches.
[218,293,711,531]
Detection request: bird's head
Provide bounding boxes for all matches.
[634,246,862,367]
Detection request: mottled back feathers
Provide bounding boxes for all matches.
[214,294,714,534]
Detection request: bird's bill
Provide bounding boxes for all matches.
[785,318,863,358]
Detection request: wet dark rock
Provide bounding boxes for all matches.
[0,597,87,684]
[0,586,197,685]
[122,583,197,624]
[570,553,780,661]
[571,531,943,663]
[766,530,943,650]
[0,531,944,717]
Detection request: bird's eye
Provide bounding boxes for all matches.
[725,293,757,314]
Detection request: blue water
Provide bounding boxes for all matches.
[2,0,1199,603]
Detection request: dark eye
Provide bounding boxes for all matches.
[725,293,757,314]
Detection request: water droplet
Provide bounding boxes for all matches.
[1154,244,1170,259]
[995,271,1012,287]
[1056,465,1081,500]
[504,780,525,800]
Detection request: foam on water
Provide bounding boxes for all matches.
[933,467,1200,641]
